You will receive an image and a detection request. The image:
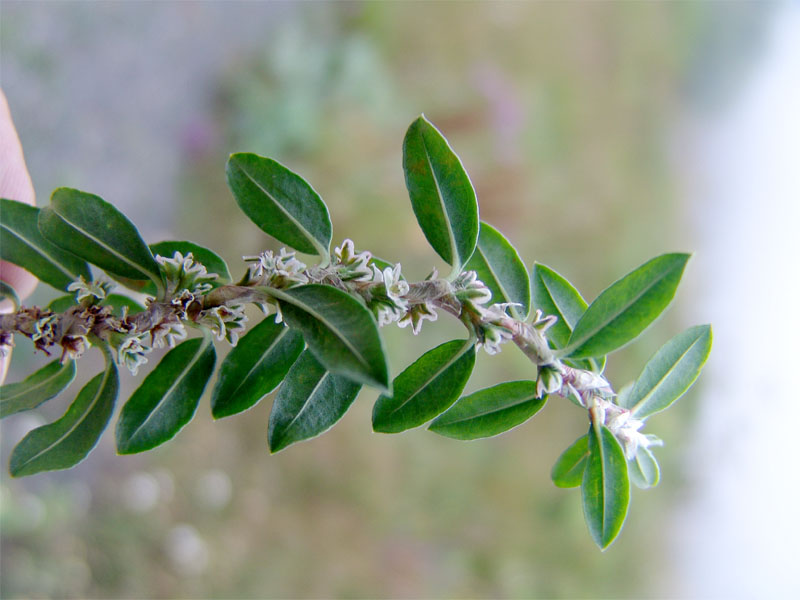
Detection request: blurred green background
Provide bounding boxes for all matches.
[0,2,773,598]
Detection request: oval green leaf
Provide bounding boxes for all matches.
[372,339,476,434]
[211,315,304,419]
[268,350,361,453]
[582,424,630,550]
[465,222,530,319]
[9,363,119,477]
[142,240,232,297]
[101,293,146,318]
[226,153,332,257]
[402,115,478,273]
[116,336,216,454]
[532,263,588,348]
[38,188,163,291]
[429,380,544,440]
[623,324,712,419]
[47,294,76,313]
[565,253,690,359]
[273,284,389,392]
[532,263,604,372]
[1,197,91,291]
[551,434,589,488]
[1,359,76,418]
[629,446,660,489]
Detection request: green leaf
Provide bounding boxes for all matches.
[211,315,304,419]
[621,325,712,419]
[551,434,589,488]
[226,153,332,257]
[402,115,479,273]
[1,359,77,418]
[532,263,588,348]
[629,446,660,489]
[116,336,216,454]
[101,293,146,318]
[565,253,690,359]
[0,281,20,308]
[38,188,163,291]
[429,380,545,440]
[145,240,232,296]
[0,197,91,291]
[268,350,361,453]
[47,294,76,313]
[464,222,530,319]
[372,339,476,434]
[532,263,604,372]
[582,424,630,550]
[273,284,389,391]
[9,362,119,477]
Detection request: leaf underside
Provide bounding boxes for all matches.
[212,316,304,419]
[275,284,390,392]
[268,350,361,453]
[373,339,476,434]
[429,380,544,440]
[116,336,216,454]
[10,365,119,477]
[566,253,689,359]
[0,359,77,419]
[623,324,712,419]
[582,424,630,550]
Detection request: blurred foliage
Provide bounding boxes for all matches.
[1,1,769,598]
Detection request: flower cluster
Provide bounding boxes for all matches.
[67,276,113,304]
[116,333,151,375]
[31,312,94,362]
[591,397,663,459]
[332,240,416,328]
[332,239,373,282]
[156,251,218,297]
[243,249,308,288]
[196,304,248,345]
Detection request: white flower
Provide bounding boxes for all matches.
[67,276,112,303]
[615,420,651,460]
[536,364,564,397]
[454,270,492,305]
[382,264,409,308]
[531,309,558,333]
[117,334,151,375]
[480,324,513,355]
[197,304,248,345]
[570,369,613,396]
[377,304,405,327]
[334,239,370,266]
[478,302,520,323]
[397,302,438,335]
[151,319,188,349]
